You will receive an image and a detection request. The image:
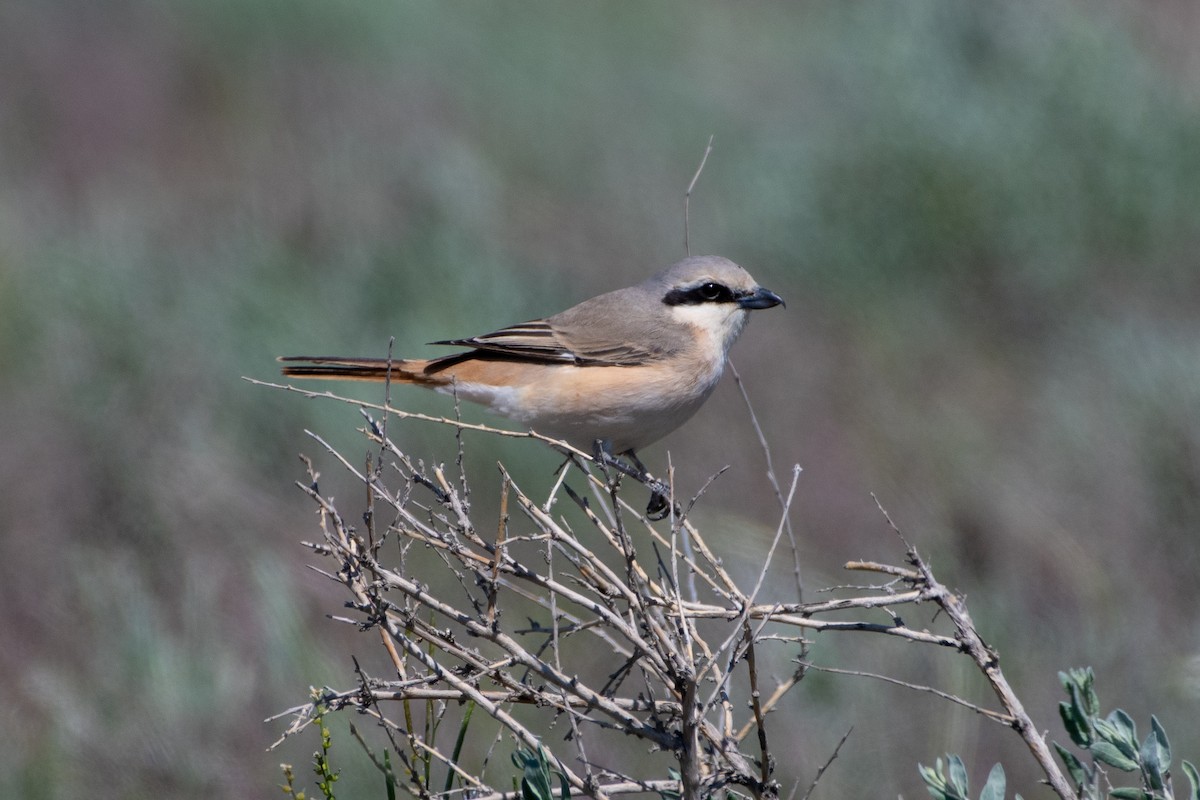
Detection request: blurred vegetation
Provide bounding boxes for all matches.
[1,1,1198,797]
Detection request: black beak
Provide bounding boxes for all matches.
[738,286,785,310]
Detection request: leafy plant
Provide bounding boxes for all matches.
[512,746,569,800]
[278,703,339,800]
[920,668,1200,800]
[919,755,1018,800]
[1054,667,1198,800]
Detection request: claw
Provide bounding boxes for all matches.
[646,491,670,520]
[592,440,679,519]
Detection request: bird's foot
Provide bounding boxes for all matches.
[645,489,671,520]
[592,441,679,520]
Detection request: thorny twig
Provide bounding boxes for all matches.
[262,381,1071,800]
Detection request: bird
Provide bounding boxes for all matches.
[280,255,783,517]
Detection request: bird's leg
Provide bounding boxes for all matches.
[591,439,629,482]
[626,451,675,521]
[590,441,675,520]
[624,451,656,482]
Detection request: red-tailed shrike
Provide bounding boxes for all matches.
[281,255,783,516]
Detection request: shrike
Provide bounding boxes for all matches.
[281,255,783,515]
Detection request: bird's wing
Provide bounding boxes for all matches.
[433,284,689,367]
[433,318,662,367]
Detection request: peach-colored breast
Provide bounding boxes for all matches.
[429,354,724,453]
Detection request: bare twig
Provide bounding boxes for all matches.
[684,134,714,257]
[263,377,1078,800]
[799,728,852,800]
[730,362,804,600]
[795,662,1015,724]
[871,496,1076,800]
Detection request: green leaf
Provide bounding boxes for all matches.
[1060,667,1100,714]
[1060,668,1085,690]
[948,754,970,799]
[1080,667,1100,716]
[1108,709,1137,742]
[1182,760,1200,800]
[512,747,555,800]
[979,763,1005,800]
[1140,716,1171,781]
[1094,716,1139,760]
[919,761,949,800]
[1061,701,1092,748]
[920,757,975,800]
[657,768,682,800]
[1108,789,1152,800]
[1054,742,1086,787]
[924,784,950,800]
[384,750,396,800]
[1067,684,1090,724]
[1090,740,1139,772]
[1104,714,1132,753]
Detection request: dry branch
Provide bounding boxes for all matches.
[259,382,1072,800]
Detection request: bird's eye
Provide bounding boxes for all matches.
[661,281,735,306]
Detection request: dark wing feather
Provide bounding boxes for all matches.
[433,317,661,367]
[432,321,576,362]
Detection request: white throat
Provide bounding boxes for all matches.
[668,303,751,358]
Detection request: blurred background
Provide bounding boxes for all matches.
[2,1,1199,797]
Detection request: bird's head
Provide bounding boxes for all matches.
[653,256,784,354]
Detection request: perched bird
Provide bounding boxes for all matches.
[281,255,783,516]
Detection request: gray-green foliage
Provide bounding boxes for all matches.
[1055,667,1198,800]
[919,757,1019,800]
[511,747,568,800]
[921,668,1200,800]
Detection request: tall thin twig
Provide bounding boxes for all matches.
[684,135,714,257]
